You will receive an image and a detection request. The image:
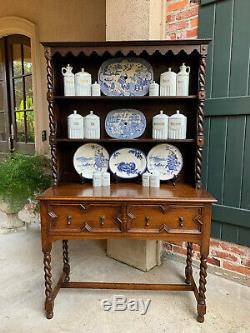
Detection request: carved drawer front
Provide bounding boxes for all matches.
[127,205,203,234]
[47,203,122,233]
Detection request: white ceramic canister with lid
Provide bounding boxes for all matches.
[150,172,160,188]
[102,171,110,186]
[93,172,102,187]
[67,110,84,139]
[176,63,190,96]
[168,110,187,139]
[85,110,100,139]
[142,172,151,187]
[75,68,92,96]
[160,68,177,96]
[61,64,75,96]
[91,81,101,96]
[152,110,169,139]
[149,81,159,96]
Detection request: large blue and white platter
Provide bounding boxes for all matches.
[105,109,146,139]
[73,143,109,179]
[109,148,147,179]
[147,144,183,181]
[98,57,153,96]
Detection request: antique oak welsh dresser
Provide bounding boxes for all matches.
[39,40,216,322]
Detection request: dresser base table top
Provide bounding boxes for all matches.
[39,183,216,322]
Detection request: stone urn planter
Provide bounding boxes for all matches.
[0,153,51,232]
[0,200,24,230]
[18,200,40,226]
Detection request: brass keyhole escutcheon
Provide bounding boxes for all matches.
[145,216,150,227]
[179,216,184,227]
[66,215,72,225]
[99,215,105,226]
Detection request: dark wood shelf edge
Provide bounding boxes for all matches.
[55,138,195,143]
[53,95,197,101]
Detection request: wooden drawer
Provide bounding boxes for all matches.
[127,204,203,234]
[47,202,122,233]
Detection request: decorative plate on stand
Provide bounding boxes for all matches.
[98,57,153,96]
[73,143,109,179]
[147,144,183,180]
[109,148,147,179]
[105,109,146,139]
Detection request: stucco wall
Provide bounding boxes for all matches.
[0,0,106,41]
[0,0,106,153]
[106,0,165,41]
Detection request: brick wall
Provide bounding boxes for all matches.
[166,0,199,40]
[163,239,250,278]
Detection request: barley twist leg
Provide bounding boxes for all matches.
[62,240,70,283]
[43,246,54,319]
[185,242,193,284]
[197,256,207,323]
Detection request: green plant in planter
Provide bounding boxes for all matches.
[0,153,51,212]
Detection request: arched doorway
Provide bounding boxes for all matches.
[0,34,34,153]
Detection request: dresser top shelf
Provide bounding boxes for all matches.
[38,183,216,203]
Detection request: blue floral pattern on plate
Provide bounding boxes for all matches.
[147,144,183,180]
[73,143,109,179]
[109,148,147,179]
[98,57,153,96]
[105,109,146,139]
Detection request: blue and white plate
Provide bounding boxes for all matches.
[73,143,109,179]
[98,57,153,96]
[105,109,146,139]
[147,144,183,180]
[109,148,147,179]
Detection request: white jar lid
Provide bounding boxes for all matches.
[85,110,99,119]
[68,110,84,119]
[153,110,169,119]
[170,110,186,119]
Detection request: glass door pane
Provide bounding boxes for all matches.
[12,44,22,77]
[23,45,32,75]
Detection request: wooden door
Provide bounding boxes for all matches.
[0,35,34,153]
[199,0,250,246]
[0,39,10,152]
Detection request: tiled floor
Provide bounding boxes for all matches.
[0,225,249,333]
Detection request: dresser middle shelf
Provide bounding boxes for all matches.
[53,95,197,101]
[54,138,195,143]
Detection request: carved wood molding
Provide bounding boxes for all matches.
[49,47,201,58]
[159,224,171,233]
[48,211,57,219]
[159,205,170,214]
[80,222,92,232]
[79,203,89,212]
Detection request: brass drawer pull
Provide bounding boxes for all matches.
[99,215,105,226]
[179,216,184,227]
[145,216,150,227]
[66,215,72,225]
